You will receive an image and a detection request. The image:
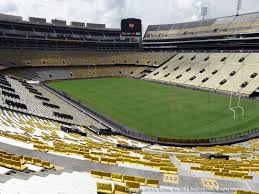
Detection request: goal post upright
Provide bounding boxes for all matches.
[229,91,245,120]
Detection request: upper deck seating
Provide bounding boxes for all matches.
[0,50,175,68]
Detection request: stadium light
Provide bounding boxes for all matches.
[201,6,208,20]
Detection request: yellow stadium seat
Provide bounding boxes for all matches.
[108,158,117,165]
[42,161,54,169]
[84,154,91,161]
[33,158,43,166]
[101,171,111,180]
[11,155,24,164]
[160,166,178,174]
[91,170,102,178]
[114,184,129,194]
[96,182,113,194]
[242,175,253,180]
[146,179,159,188]
[135,176,146,186]
[125,181,140,193]
[234,190,259,194]
[123,175,135,182]
[23,156,33,164]
[3,158,12,168]
[100,157,109,164]
[111,173,123,182]
[11,160,27,171]
[91,156,100,163]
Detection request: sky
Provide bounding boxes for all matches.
[0,0,259,31]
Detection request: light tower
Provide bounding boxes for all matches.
[236,0,242,16]
[201,6,208,20]
[201,0,209,20]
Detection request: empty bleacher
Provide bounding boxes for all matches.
[227,12,259,32]
[0,76,106,129]
[144,12,259,41]
[145,52,259,96]
[0,49,174,68]
[2,66,148,81]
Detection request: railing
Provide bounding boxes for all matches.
[157,128,259,144]
[209,128,259,143]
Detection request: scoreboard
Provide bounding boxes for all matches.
[121,18,142,36]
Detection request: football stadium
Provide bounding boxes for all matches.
[0,0,258,193]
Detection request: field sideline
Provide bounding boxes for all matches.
[49,78,259,139]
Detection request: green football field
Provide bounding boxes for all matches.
[49,78,259,139]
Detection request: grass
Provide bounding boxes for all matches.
[49,78,259,139]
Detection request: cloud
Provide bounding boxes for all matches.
[0,0,17,13]
[0,0,258,32]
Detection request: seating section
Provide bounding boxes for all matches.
[145,52,259,96]
[3,66,148,81]
[0,49,175,68]
[0,76,106,129]
[84,143,174,171]
[96,182,113,194]
[180,154,255,181]
[0,105,257,192]
[0,149,53,172]
[92,170,159,187]
[174,144,259,179]
[144,12,259,39]
[228,13,259,32]
[93,170,159,193]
